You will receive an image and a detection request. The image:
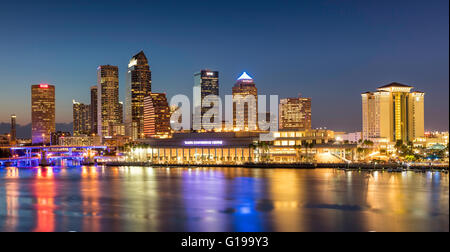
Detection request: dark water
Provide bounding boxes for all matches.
[0,166,448,232]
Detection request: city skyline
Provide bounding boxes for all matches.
[0,0,448,132]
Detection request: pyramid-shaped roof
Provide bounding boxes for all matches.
[237,72,253,81]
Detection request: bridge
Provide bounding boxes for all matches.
[0,146,108,167]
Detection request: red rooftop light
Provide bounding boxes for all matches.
[39,84,49,88]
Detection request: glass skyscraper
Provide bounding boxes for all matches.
[193,70,219,131]
[126,51,152,140]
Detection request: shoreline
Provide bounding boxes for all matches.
[101,161,449,171]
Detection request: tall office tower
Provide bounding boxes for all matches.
[143,93,171,138]
[126,51,152,140]
[232,72,258,131]
[31,84,55,144]
[279,95,312,130]
[72,100,91,136]
[10,114,16,145]
[362,82,425,143]
[97,65,120,137]
[118,101,124,123]
[193,70,219,130]
[90,86,98,135]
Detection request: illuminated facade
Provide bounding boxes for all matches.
[31,84,55,144]
[10,114,16,145]
[118,101,124,123]
[193,70,219,130]
[73,100,91,136]
[232,72,258,131]
[97,65,120,137]
[50,131,71,145]
[126,51,152,140]
[127,131,355,164]
[279,95,311,130]
[59,135,102,146]
[143,93,171,138]
[90,86,98,135]
[362,83,425,143]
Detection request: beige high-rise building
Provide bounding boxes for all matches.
[362,82,425,143]
[31,84,55,144]
[97,65,120,137]
[279,95,311,130]
[232,72,258,131]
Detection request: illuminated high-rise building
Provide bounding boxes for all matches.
[143,93,171,138]
[232,72,258,131]
[279,95,311,130]
[118,101,124,124]
[126,51,152,140]
[97,65,120,137]
[193,70,219,130]
[362,82,425,143]
[31,84,55,144]
[90,85,98,135]
[10,114,16,145]
[73,100,91,136]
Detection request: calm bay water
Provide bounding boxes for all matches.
[0,166,448,232]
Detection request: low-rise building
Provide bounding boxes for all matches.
[59,135,102,146]
[127,130,356,164]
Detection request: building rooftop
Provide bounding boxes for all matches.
[378,82,413,89]
[237,72,253,81]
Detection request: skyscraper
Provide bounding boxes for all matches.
[193,70,219,130]
[10,114,16,145]
[362,82,425,143]
[118,101,124,124]
[126,51,152,140]
[232,72,258,131]
[73,100,91,136]
[97,65,120,137]
[31,84,55,144]
[279,95,312,130]
[143,93,171,138]
[90,85,98,135]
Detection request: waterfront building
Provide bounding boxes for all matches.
[97,65,120,137]
[103,135,130,148]
[279,95,311,130]
[31,84,55,144]
[232,72,258,131]
[59,135,102,146]
[193,70,219,130]
[50,131,71,146]
[10,114,16,145]
[90,86,98,135]
[127,130,355,164]
[335,132,362,143]
[362,83,425,143]
[143,93,171,138]
[414,131,449,149]
[73,100,91,136]
[271,129,354,163]
[125,51,152,140]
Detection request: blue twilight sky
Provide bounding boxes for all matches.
[0,0,448,132]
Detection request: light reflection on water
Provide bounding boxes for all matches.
[0,166,448,232]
